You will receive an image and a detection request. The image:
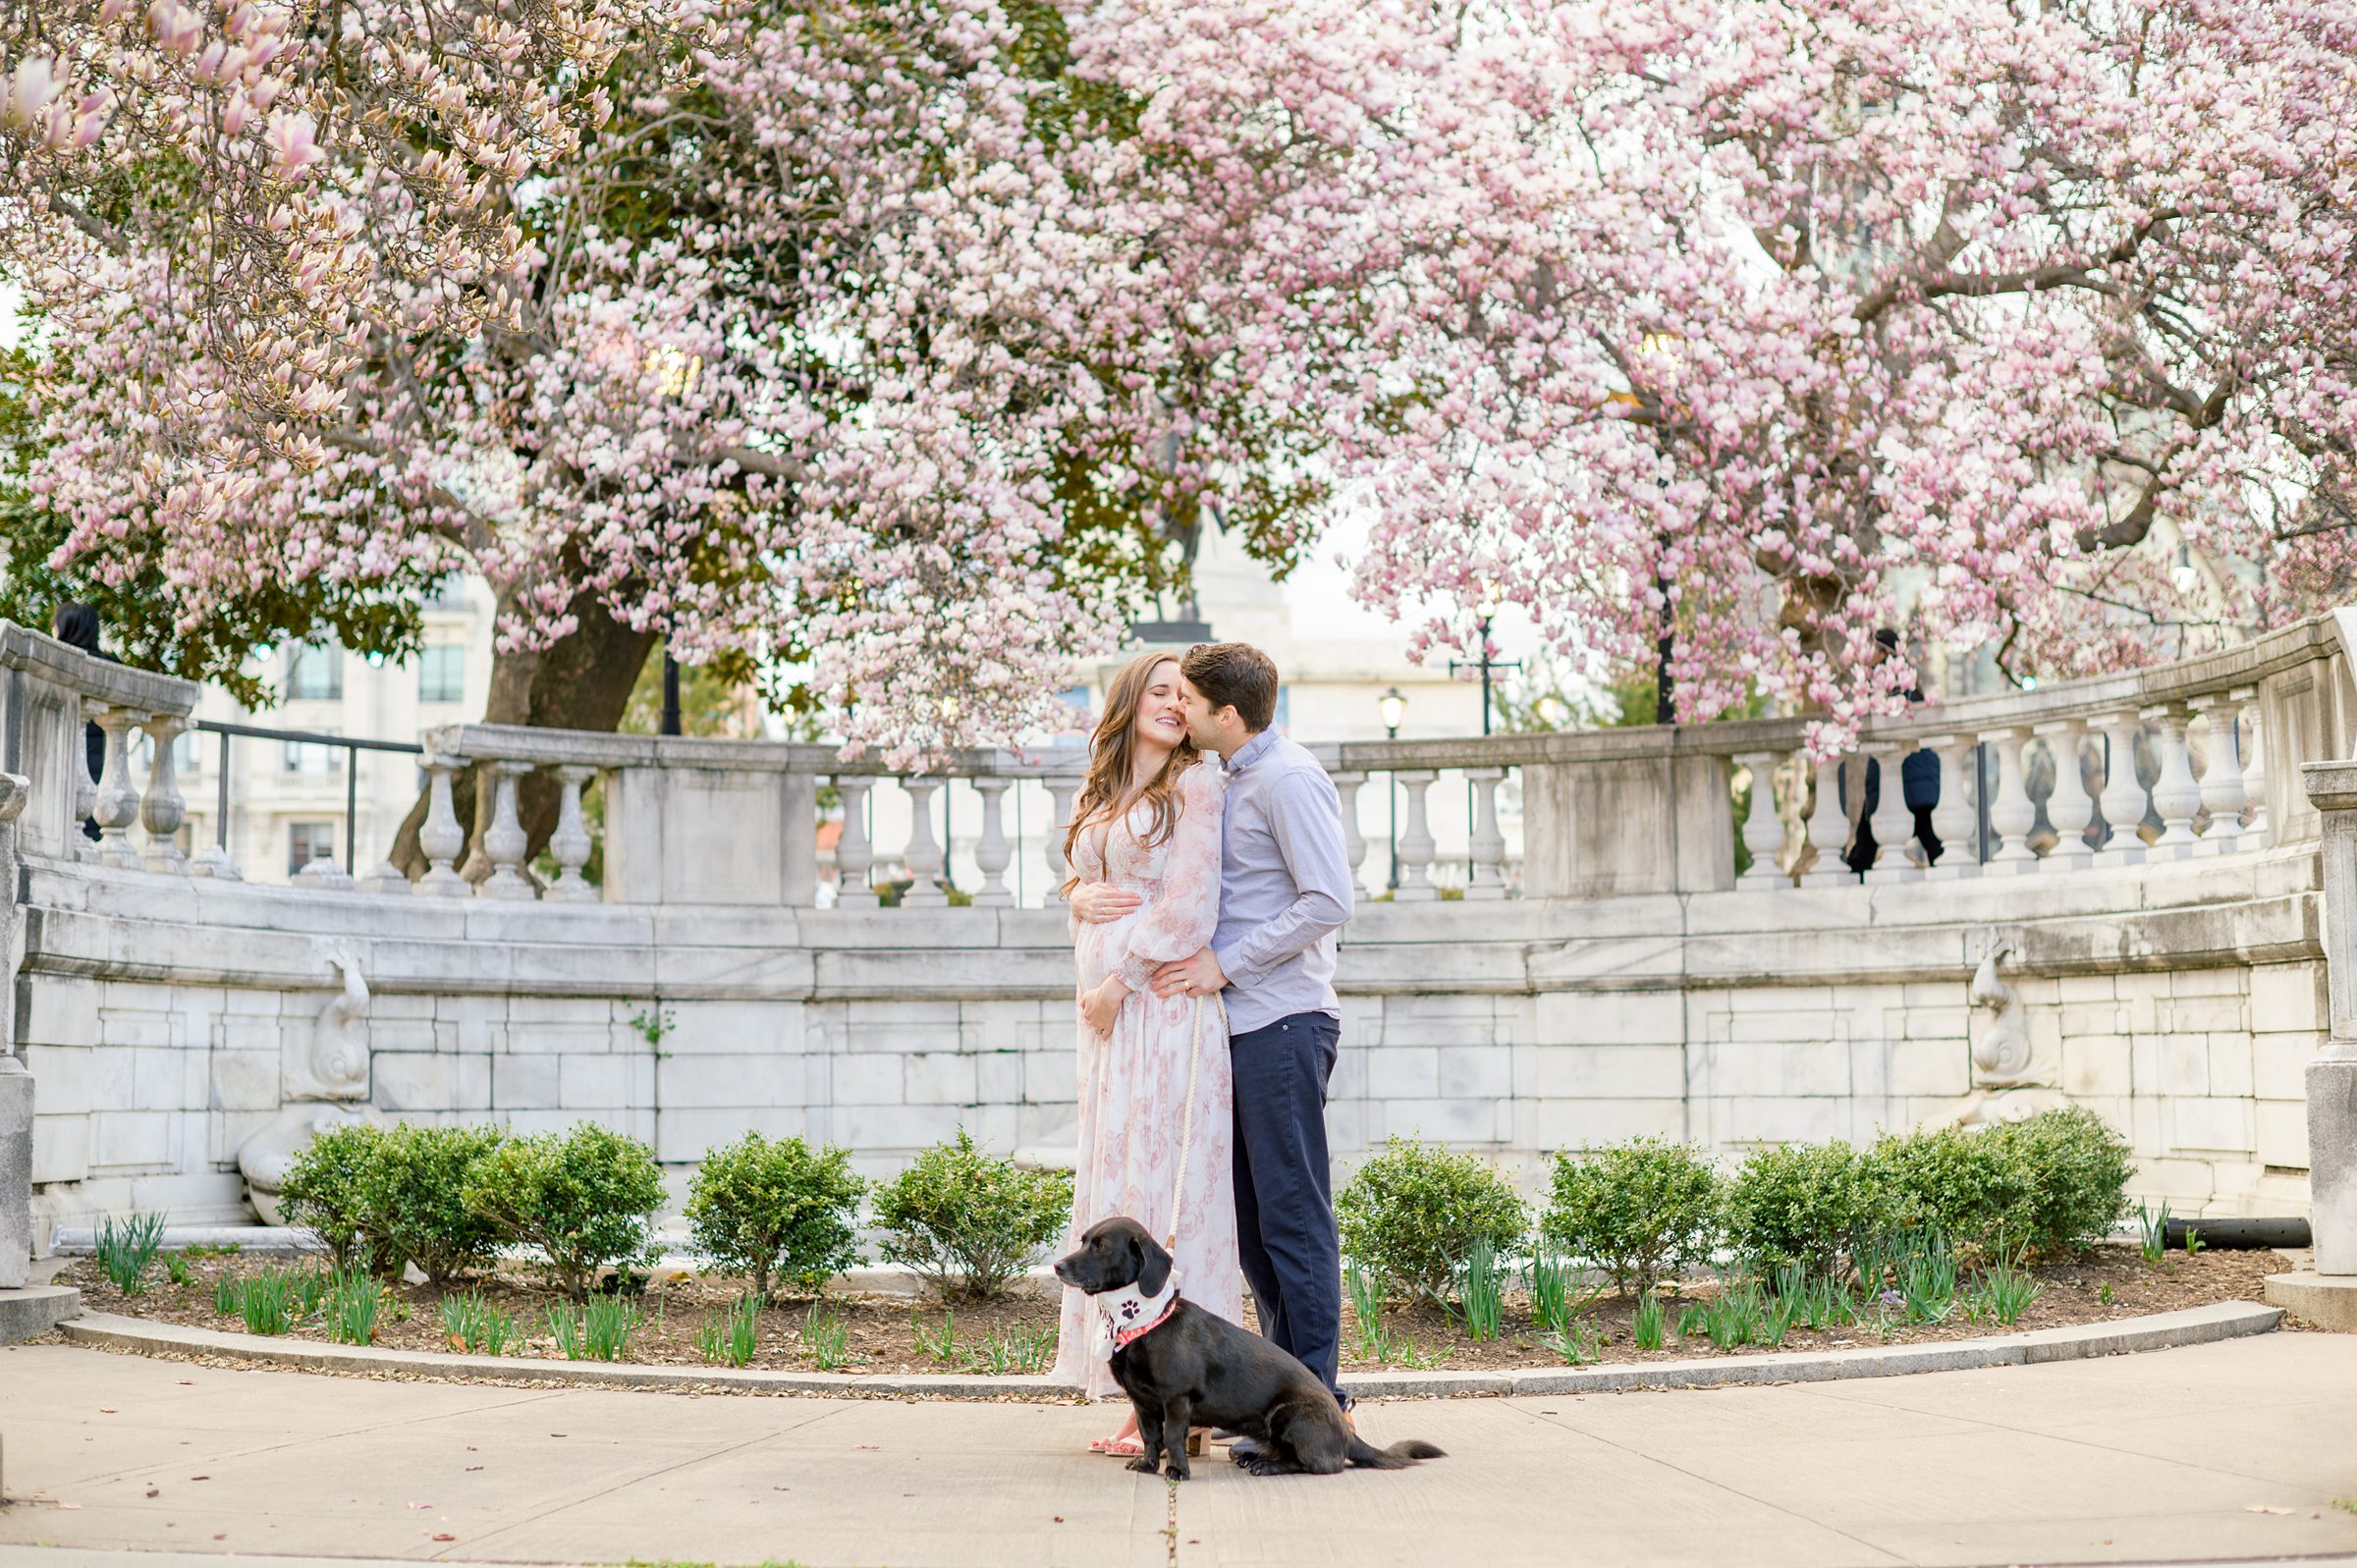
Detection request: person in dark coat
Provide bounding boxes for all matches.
[51,603,111,842]
[1844,629,1943,873]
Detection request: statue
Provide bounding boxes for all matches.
[1957,938,2063,1127]
[237,941,378,1222]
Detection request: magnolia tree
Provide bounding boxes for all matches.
[0,0,1287,773]
[1303,0,2357,742]
[6,0,2355,785]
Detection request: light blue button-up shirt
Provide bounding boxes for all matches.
[1210,729,1354,1035]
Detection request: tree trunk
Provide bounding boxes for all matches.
[387,587,660,882]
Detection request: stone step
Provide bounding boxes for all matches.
[0,1282,81,1343]
[49,1223,319,1256]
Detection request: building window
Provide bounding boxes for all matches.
[288,821,338,876]
[283,732,345,774]
[418,644,466,704]
[288,643,343,701]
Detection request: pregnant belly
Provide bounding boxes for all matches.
[1075,905,1152,990]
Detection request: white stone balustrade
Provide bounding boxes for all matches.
[969,778,1015,907]
[2189,694,2246,855]
[1331,770,1371,898]
[544,765,599,902]
[1391,769,1441,902]
[2145,703,2204,855]
[1924,734,1978,877]
[1801,753,1852,886]
[2094,711,2149,862]
[0,609,2339,909]
[415,756,469,896]
[137,715,191,874]
[1862,741,1916,882]
[834,775,879,907]
[2039,719,2098,871]
[1733,751,1786,888]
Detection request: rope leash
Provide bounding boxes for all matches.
[1165,992,1207,1253]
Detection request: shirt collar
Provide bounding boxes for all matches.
[1224,729,1280,774]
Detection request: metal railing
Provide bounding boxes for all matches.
[190,720,423,876]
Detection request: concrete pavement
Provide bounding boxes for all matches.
[2,1334,2355,1568]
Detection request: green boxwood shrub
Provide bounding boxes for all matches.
[1987,1107,2134,1256]
[462,1122,667,1299]
[685,1132,866,1302]
[1541,1137,1720,1297]
[1723,1140,1893,1278]
[1868,1121,2023,1246]
[377,1123,512,1284]
[1336,1138,1531,1303]
[871,1130,1072,1300]
[1868,1108,2132,1258]
[280,1122,512,1282]
[278,1122,401,1276]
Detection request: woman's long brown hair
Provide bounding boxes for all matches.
[1061,652,1202,893]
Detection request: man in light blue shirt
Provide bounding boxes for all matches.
[1147,642,1356,1410]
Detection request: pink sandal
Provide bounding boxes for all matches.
[1089,1433,1146,1457]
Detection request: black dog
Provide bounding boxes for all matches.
[1054,1217,1446,1480]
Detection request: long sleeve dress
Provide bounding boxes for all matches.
[1051,761,1243,1398]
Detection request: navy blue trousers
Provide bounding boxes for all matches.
[1229,1010,1344,1405]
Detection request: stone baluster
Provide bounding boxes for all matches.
[2231,685,2268,846]
[2187,694,2246,854]
[1331,769,1372,899]
[137,715,191,874]
[2036,719,2098,871]
[1921,734,1979,876]
[415,755,470,895]
[1862,741,1917,882]
[2142,703,2202,855]
[1800,752,1853,885]
[900,777,949,906]
[1043,778,1081,901]
[1393,769,1440,901]
[1985,727,2038,867]
[2093,711,2149,863]
[89,705,146,871]
[543,764,599,901]
[294,845,355,891]
[970,777,1014,907]
[833,776,879,907]
[1463,767,1508,899]
[475,759,537,898]
[69,699,101,863]
[1734,751,1788,887]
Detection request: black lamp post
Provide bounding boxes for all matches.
[1378,686,1406,890]
[1447,603,1520,737]
[660,650,682,736]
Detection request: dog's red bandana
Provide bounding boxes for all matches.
[1111,1294,1178,1351]
[1090,1276,1179,1358]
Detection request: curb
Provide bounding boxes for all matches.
[55,1300,2281,1399]
[0,1283,82,1345]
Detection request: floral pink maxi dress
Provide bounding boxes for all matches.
[1052,762,1243,1398]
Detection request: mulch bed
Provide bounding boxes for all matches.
[1343,1244,2288,1372]
[56,1241,2285,1379]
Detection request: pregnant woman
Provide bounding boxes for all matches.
[1050,651,1242,1455]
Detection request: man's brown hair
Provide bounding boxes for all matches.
[1181,642,1280,731]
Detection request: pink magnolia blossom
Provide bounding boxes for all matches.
[5,0,2353,761]
[261,111,323,178]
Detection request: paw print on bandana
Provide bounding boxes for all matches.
[1118,1299,1142,1322]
